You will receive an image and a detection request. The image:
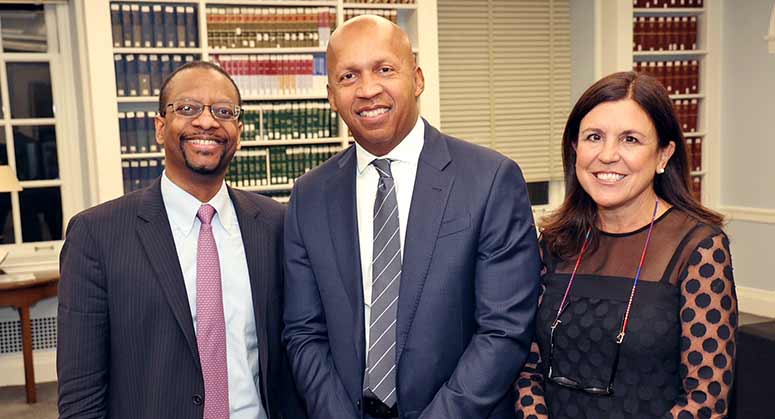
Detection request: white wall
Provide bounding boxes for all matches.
[720,0,775,317]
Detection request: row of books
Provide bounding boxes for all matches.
[268,145,340,185]
[123,158,164,193]
[122,144,341,193]
[206,7,335,49]
[242,101,339,141]
[119,111,160,154]
[212,54,327,98]
[673,99,699,133]
[685,137,703,172]
[227,150,268,187]
[115,54,197,97]
[110,3,198,48]
[634,0,703,8]
[633,16,698,52]
[344,9,398,24]
[633,60,699,95]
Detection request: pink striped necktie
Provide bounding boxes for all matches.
[196,204,230,419]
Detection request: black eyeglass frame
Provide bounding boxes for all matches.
[163,100,242,121]
[545,318,623,396]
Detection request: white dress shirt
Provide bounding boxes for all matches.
[161,173,267,419]
[355,116,425,361]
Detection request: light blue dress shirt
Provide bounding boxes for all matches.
[161,173,267,419]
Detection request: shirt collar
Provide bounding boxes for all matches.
[355,116,425,174]
[161,171,238,237]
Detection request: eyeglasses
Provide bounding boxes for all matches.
[164,100,241,121]
[545,198,660,397]
[545,317,622,396]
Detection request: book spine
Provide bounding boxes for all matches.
[140,5,153,48]
[125,54,138,96]
[176,6,187,48]
[114,54,126,96]
[164,6,177,48]
[111,3,123,48]
[138,54,151,97]
[186,6,198,48]
[152,5,164,48]
[131,4,142,48]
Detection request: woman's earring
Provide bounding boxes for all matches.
[657,167,665,174]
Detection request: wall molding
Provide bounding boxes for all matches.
[737,286,775,319]
[0,349,57,387]
[720,206,775,224]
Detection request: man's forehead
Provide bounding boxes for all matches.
[167,69,238,100]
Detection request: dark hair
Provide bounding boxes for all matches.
[541,71,723,259]
[158,60,242,116]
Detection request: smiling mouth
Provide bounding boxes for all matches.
[594,172,626,182]
[357,107,390,118]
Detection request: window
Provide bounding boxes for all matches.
[437,0,571,188]
[0,4,84,269]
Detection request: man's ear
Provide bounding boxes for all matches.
[414,66,425,97]
[327,84,338,113]
[154,114,166,146]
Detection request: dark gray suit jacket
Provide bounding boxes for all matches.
[57,178,305,419]
[283,121,541,419]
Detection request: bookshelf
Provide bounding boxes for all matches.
[632,1,706,201]
[80,0,439,204]
[599,0,719,207]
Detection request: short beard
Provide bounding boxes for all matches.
[180,139,228,176]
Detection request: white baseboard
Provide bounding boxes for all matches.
[737,286,775,318]
[0,349,57,387]
[721,206,775,224]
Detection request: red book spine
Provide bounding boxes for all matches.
[685,137,694,168]
[693,137,703,171]
[690,60,699,93]
[689,16,698,50]
[689,99,699,132]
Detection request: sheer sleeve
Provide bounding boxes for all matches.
[515,242,549,419]
[668,232,737,419]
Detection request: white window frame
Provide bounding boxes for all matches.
[0,4,85,272]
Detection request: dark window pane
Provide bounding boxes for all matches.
[0,128,7,165]
[7,63,53,118]
[527,181,550,206]
[20,187,62,242]
[13,125,59,181]
[0,192,14,244]
[0,5,47,53]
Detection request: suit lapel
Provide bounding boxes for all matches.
[135,178,200,368]
[324,148,365,362]
[229,188,271,401]
[396,122,454,362]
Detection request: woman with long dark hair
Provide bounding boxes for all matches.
[515,71,736,418]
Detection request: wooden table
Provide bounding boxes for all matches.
[0,271,59,403]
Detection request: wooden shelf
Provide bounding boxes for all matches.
[633,7,704,15]
[343,2,417,10]
[207,0,337,6]
[669,93,703,99]
[243,92,328,101]
[209,47,326,54]
[683,131,705,137]
[113,48,201,54]
[241,138,346,146]
[633,49,707,57]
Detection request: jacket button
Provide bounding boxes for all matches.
[192,394,203,406]
[356,399,361,410]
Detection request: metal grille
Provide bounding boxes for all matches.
[0,316,57,354]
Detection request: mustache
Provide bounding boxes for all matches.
[180,132,227,143]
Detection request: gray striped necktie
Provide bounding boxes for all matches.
[368,158,401,407]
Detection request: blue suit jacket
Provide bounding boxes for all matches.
[283,121,540,419]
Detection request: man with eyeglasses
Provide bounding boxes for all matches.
[58,61,305,419]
